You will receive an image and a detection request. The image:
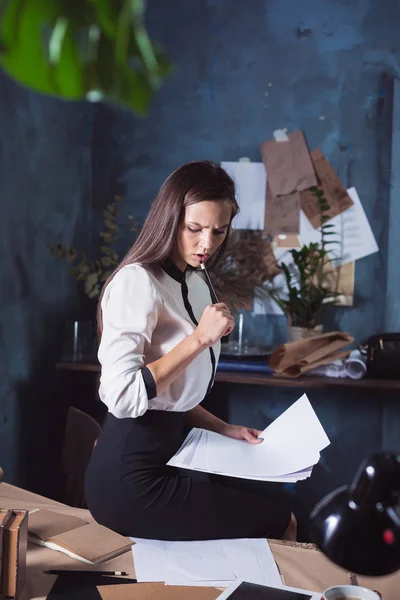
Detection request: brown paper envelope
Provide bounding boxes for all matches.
[268,332,353,372]
[264,186,300,235]
[98,583,221,600]
[300,149,353,229]
[293,338,353,368]
[260,131,317,197]
[280,349,351,378]
[28,509,87,540]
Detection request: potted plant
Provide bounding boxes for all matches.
[270,187,339,342]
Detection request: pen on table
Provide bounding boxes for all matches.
[43,570,129,576]
[200,262,219,304]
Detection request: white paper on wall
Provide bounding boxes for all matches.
[221,161,266,230]
[300,187,379,266]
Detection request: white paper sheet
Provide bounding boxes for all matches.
[131,537,282,587]
[168,394,329,482]
[131,538,167,582]
[300,186,379,266]
[221,161,266,230]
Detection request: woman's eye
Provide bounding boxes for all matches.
[188,227,201,233]
[214,230,225,236]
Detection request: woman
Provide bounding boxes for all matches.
[85,160,296,541]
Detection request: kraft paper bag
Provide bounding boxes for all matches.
[268,331,354,378]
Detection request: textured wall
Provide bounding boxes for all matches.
[91,0,400,538]
[104,0,397,345]
[0,73,95,489]
[1,0,400,494]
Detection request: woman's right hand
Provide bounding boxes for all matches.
[193,303,235,348]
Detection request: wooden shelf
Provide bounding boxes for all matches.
[56,362,400,391]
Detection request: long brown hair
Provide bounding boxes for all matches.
[97,160,239,338]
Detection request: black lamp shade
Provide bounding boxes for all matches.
[309,452,400,576]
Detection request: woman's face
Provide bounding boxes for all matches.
[175,200,232,270]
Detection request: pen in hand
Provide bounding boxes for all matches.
[200,262,219,304]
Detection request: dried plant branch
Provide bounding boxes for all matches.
[209,230,280,311]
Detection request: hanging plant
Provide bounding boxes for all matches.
[0,0,171,114]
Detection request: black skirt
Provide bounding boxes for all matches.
[84,410,291,540]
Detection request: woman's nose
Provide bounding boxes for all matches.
[199,231,213,252]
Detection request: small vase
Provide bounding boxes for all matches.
[288,324,323,342]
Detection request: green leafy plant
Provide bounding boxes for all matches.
[271,187,340,329]
[48,195,138,299]
[0,0,171,114]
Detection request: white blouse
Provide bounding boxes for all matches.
[98,261,221,419]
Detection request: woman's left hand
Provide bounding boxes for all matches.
[220,424,263,444]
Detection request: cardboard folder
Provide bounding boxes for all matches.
[28,509,133,565]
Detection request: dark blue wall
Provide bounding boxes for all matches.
[98,0,398,344]
[1,0,400,501]
[0,73,96,489]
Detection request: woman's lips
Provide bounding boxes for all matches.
[194,253,209,263]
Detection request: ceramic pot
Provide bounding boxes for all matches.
[288,324,323,342]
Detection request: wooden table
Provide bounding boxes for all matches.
[56,361,400,392]
[2,482,400,600]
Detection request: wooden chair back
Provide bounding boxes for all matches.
[60,407,102,507]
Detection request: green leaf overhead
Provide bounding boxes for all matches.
[0,0,172,114]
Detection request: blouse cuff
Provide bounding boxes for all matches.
[142,366,157,400]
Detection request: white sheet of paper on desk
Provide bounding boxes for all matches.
[131,537,282,587]
[300,187,379,266]
[168,394,330,482]
[221,161,266,230]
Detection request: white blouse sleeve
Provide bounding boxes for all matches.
[98,265,162,419]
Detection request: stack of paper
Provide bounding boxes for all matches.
[131,537,283,588]
[168,394,329,483]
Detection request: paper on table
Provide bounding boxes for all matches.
[300,187,379,266]
[260,131,317,197]
[220,538,282,587]
[131,538,282,588]
[300,149,353,229]
[164,540,234,584]
[132,539,167,582]
[221,161,266,230]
